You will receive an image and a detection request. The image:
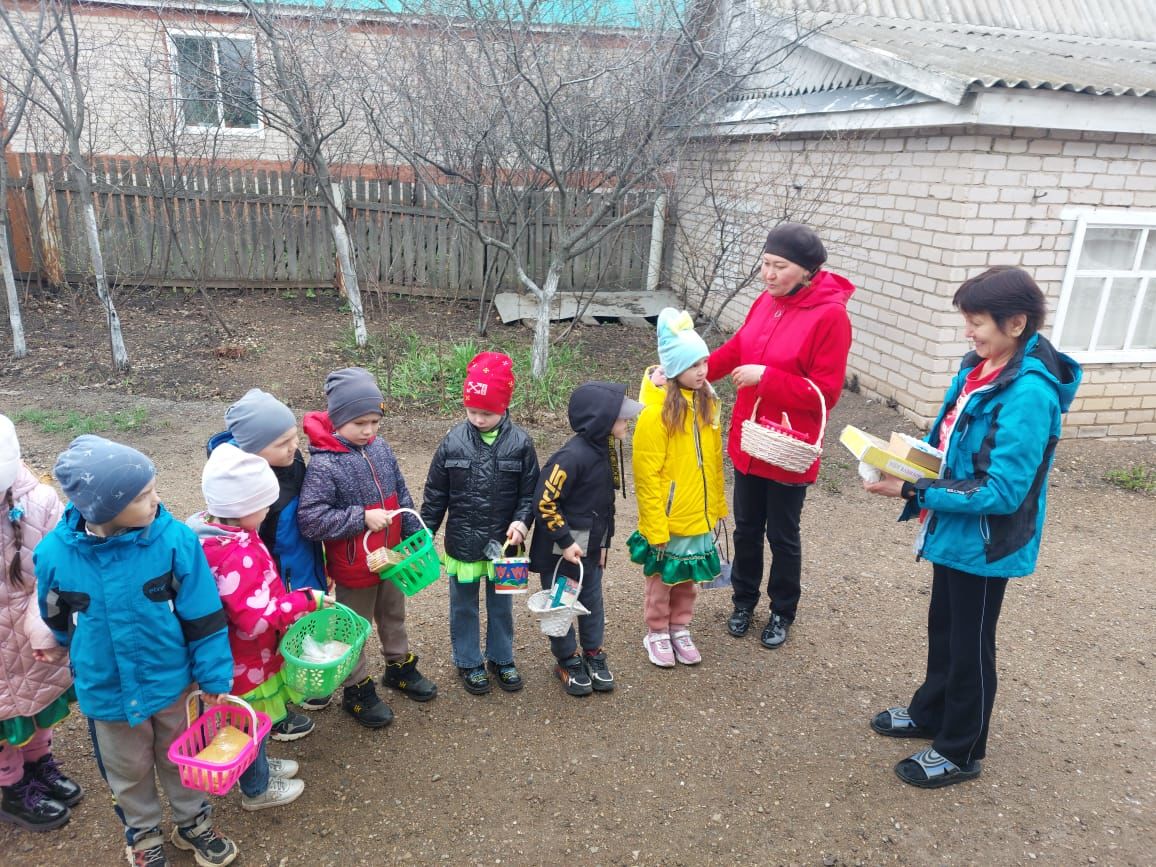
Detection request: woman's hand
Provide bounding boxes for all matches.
[731,364,766,390]
[864,477,906,498]
[561,542,584,564]
[364,508,391,532]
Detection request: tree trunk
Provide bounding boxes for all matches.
[530,265,561,379]
[78,183,129,371]
[0,223,26,359]
[329,183,367,346]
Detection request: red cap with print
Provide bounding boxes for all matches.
[463,351,515,415]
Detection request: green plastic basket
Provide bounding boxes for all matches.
[279,602,371,696]
[373,508,441,597]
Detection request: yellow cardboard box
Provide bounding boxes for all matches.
[839,425,940,483]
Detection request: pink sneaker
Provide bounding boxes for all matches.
[670,629,702,665]
[644,631,676,667]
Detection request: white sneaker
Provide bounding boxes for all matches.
[644,632,676,667]
[266,757,299,779]
[240,776,304,811]
[671,628,702,665]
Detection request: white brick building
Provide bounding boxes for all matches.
[682,1,1156,439]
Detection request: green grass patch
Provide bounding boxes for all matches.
[1104,465,1156,494]
[12,408,150,436]
[340,329,582,415]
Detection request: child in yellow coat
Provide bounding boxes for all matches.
[628,309,727,667]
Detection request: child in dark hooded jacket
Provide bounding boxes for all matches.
[528,382,642,697]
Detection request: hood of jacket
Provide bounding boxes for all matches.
[10,463,42,501]
[302,410,371,454]
[779,269,855,310]
[57,500,171,547]
[186,510,235,543]
[568,381,628,445]
[958,333,1081,412]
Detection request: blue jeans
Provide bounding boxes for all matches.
[238,735,269,799]
[449,576,514,669]
[543,558,605,661]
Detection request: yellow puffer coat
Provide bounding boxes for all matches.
[632,366,727,546]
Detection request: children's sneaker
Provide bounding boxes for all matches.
[670,628,702,665]
[297,694,333,711]
[170,816,237,867]
[341,677,394,728]
[266,757,299,779]
[270,711,314,742]
[554,654,593,696]
[27,754,84,806]
[584,649,615,692]
[126,832,168,867]
[486,660,524,692]
[643,632,676,668]
[458,665,491,695]
[382,652,438,702]
[239,777,305,812]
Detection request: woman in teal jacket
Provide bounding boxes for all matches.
[865,267,1081,789]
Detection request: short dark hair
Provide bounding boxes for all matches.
[953,267,1047,342]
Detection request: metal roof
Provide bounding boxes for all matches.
[755,13,1156,102]
[766,0,1156,42]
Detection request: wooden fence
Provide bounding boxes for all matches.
[4,153,660,297]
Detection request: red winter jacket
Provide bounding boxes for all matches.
[708,270,855,484]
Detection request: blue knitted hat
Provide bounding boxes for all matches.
[656,308,709,380]
[54,435,156,524]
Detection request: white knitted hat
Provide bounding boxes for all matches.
[202,443,279,519]
[0,414,19,493]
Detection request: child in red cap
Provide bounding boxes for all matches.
[421,352,540,695]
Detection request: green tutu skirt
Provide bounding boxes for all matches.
[443,552,494,584]
[240,669,301,727]
[628,530,721,586]
[0,686,76,748]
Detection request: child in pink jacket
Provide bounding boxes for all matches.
[0,414,82,832]
[188,444,324,812]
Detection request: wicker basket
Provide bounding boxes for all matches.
[527,558,589,637]
[739,378,826,474]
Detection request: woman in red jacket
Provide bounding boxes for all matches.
[708,224,854,649]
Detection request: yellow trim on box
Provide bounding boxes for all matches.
[839,425,940,483]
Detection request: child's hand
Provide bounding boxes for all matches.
[561,542,584,564]
[505,522,526,547]
[200,693,228,707]
[312,590,337,608]
[649,365,667,387]
[600,548,607,568]
[33,646,67,664]
[365,508,391,532]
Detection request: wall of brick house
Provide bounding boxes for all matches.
[677,125,1156,440]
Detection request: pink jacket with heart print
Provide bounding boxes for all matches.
[187,513,317,694]
[1,464,72,722]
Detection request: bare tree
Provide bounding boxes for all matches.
[0,0,129,370]
[237,0,369,345]
[355,0,802,377]
[0,39,36,358]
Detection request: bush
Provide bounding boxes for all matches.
[1103,465,1156,494]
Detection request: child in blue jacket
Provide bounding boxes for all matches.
[36,436,237,866]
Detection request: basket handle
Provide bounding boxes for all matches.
[185,690,261,748]
[385,507,429,533]
[501,541,525,558]
[549,555,584,599]
[748,378,827,446]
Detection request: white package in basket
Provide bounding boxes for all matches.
[300,634,351,664]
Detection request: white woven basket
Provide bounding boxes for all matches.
[739,378,826,474]
[527,559,589,637]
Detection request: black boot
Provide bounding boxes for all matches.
[0,771,70,831]
[342,676,394,728]
[26,755,83,807]
[382,653,438,702]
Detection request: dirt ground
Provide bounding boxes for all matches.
[1,290,1153,866]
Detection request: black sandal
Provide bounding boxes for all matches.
[895,748,981,789]
[871,706,935,739]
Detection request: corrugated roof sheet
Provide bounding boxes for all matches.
[768,0,1156,42]
[770,14,1156,100]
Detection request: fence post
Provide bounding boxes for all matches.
[645,193,666,293]
[31,172,64,286]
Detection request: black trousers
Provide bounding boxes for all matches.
[908,563,1009,766]
[730,469,808,620]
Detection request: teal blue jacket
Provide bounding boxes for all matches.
[36,504,232,725]
[900,334,1081,578]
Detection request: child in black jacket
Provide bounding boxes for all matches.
[422,353,540,695]
[528,381,642,697]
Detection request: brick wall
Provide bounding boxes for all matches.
[678,126,1156,440]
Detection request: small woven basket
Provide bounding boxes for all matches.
[739,378,826,474]
[527,558,589,637]
[365,508,440,597]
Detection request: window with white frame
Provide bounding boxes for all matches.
[171,35,259,130]
[1053,212,1156,362]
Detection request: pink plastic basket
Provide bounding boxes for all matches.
[167,691,271,796]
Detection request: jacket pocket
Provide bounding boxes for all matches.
[497,459,522,498]
[142,572,180,605]
[446,458,471,490]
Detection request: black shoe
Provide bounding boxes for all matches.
[171,816,238,866]
[297,694,333,711]
[270,711,315,742]
[128,831,169,866]
[0,774,69,832]
[583,649,615,692]
[760,612,791,648]
[458,665,491,695]
[382,653,438,702]
[342,677,394,728]
[26,754,83,807]
[486,660,524,693]
[727,607,753,637]
[554,654,593,697]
